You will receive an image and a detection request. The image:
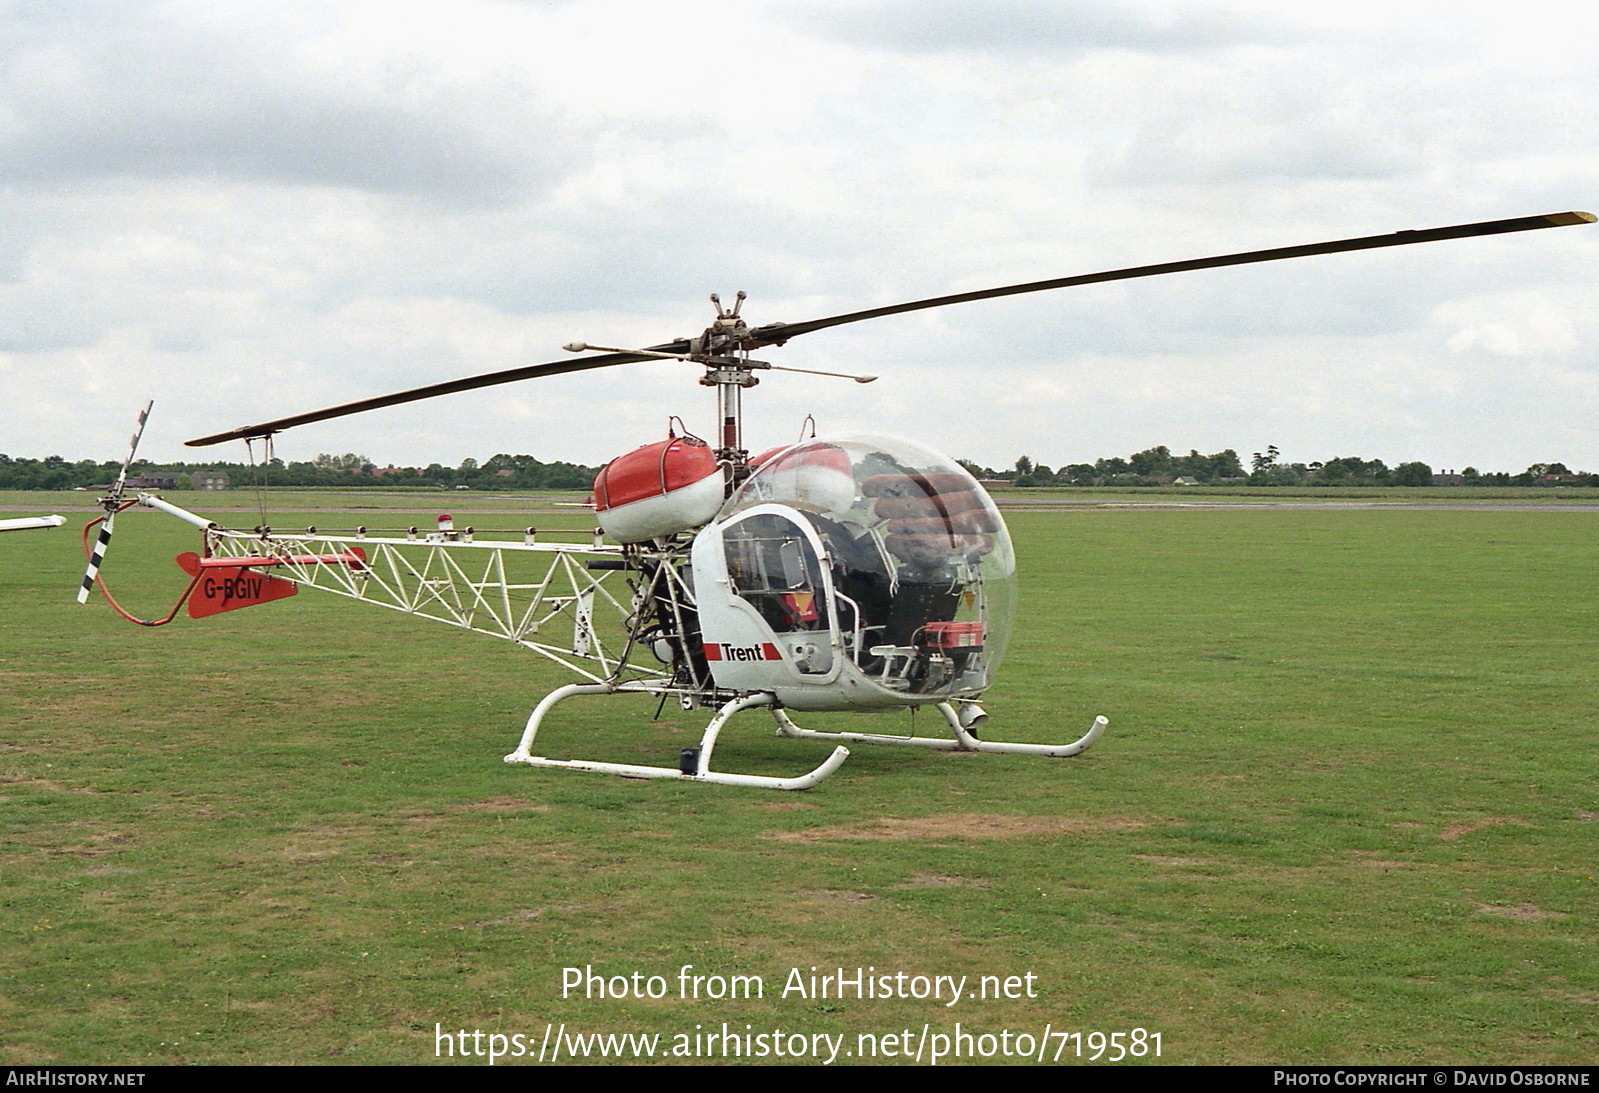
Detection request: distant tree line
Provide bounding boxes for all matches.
[0,451,602,491]
[957,445,1598,488]
[2,445,1592,491]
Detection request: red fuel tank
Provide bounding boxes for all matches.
[593,436,725,543]
[745,442,856,513]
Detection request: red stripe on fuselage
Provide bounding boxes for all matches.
[702,642,782,662]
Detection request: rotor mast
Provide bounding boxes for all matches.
[697,292,758,474]
[569,292,874,490]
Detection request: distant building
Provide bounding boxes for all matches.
[101,475,178,490]
[192,471,230,490]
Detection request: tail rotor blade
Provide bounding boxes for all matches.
[77,511,115,604]
[112,400,154,500]
[78,400,153,605]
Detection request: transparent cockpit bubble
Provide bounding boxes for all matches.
[726,434,1016,688]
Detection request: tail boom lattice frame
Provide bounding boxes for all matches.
[202,524,655,685]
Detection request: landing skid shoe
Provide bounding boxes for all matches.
[772,702,1108,758]
[504,684,850,791]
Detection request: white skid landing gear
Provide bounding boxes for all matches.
[772,701,1108,758]
[504,684,850,791]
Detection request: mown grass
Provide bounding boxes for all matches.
[1,495,1595,1065]
[1001,484,1599,503]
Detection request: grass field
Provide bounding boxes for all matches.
[2,491,1595,1065]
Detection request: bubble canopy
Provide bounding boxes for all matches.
[717,434,1016,699]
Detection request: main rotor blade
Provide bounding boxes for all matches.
[185,346,686,446]
[745,211,1595,347]
[187,210,1591,447]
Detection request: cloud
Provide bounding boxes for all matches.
[0,2,579,202]
[777,0,1305,58]
[0,0,1593,475]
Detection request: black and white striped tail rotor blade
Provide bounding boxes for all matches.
[77,512,116,604]
[77,400,153,605]
[113,400,154,499]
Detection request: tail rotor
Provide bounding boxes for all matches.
[77,400,152,604]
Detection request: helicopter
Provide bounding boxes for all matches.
[1,516,66,532]
[79,210,1594,789]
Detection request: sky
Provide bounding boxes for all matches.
[1,0,1595,474]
